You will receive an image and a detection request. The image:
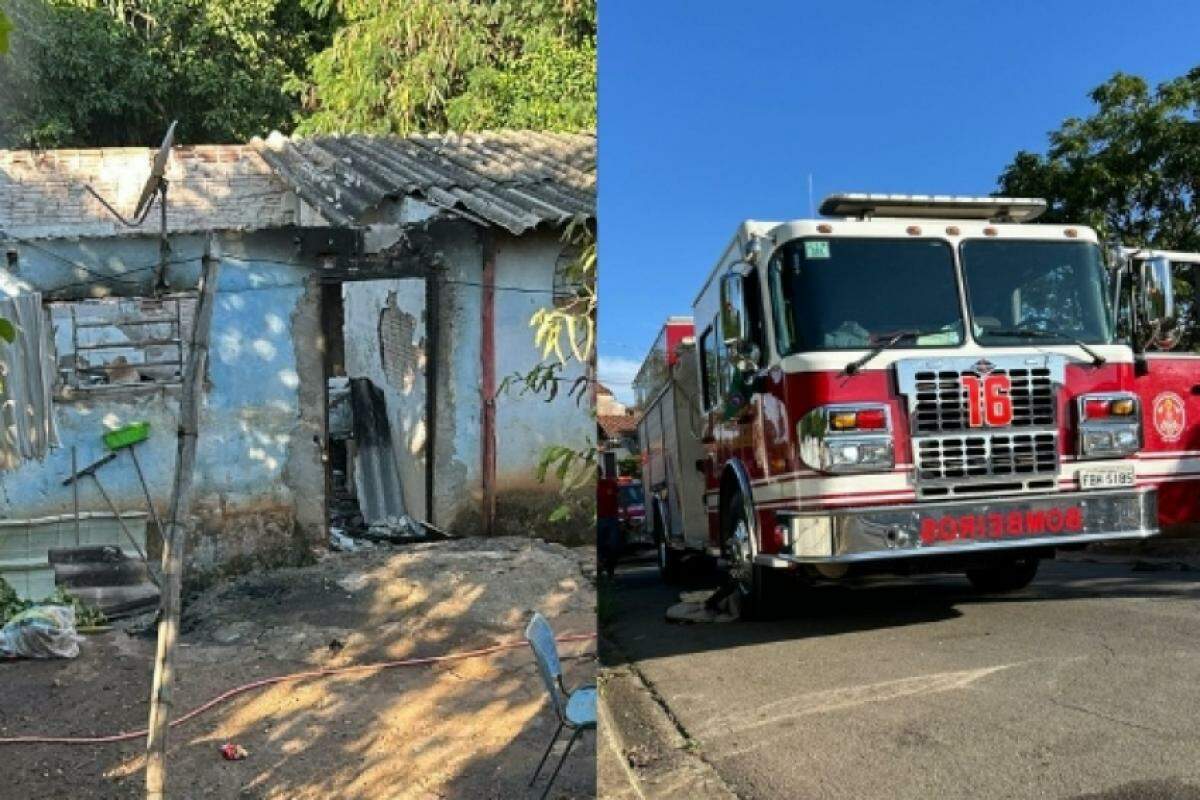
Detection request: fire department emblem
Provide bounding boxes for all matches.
[1153,392,1186,443]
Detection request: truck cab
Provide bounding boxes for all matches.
[1117,248,1200,526]
[679,194,1162,618]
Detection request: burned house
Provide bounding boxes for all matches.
[0,131,595,597]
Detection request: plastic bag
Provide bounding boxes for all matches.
[0,605,84,659]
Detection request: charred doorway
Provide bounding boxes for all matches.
[322,278,430,541]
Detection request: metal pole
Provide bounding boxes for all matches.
[145,235,219,799]
[155,183,170,295]
[71,446,80,547]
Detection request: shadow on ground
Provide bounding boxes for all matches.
[1,537,597,799]
[599,554,1200,668]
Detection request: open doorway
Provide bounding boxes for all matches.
[321,278,428,542]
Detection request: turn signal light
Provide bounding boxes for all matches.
[829,408,887,431]
[1085,397,1137,419]
[830,411,858,430]
[1110,398,1136,416]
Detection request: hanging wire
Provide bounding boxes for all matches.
[12,242,563,296]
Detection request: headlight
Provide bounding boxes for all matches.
[1077,392,1140,459]
[798,404,895,473]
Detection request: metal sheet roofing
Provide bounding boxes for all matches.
[251,130,595,234]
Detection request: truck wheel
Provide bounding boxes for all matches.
[965,557,1040,593]
[724,493,769,620]
[654,507,681,584]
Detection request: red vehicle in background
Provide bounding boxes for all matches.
[641,194,1167,619]
[617,477,647,543]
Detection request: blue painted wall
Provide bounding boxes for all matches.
[0,231,321,569]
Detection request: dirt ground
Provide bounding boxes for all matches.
[0,537,597,799]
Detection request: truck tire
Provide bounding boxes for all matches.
[965,557,1040,593]
[723,493,778,620]
[654,506,682,584]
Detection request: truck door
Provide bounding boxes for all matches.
[1129,255,1200,526]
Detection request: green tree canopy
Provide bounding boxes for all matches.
[997,69,1200,251]
[0,0,331,147]
[297,0,595,135]
[0,0,594,147]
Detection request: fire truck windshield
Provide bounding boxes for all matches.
[770,237,964,354]
[960,240,1114,346]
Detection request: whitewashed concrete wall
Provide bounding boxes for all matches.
[493,230,591,480]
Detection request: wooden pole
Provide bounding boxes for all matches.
[144,236,220,799]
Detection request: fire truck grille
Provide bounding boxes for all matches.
[912,368,1056,433]
[915,431,1059,483]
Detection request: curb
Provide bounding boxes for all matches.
[598,636,739,800]
[598,682,649,800]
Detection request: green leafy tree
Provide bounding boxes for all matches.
[997,69,1200,250]
[0,0,332,147]
[298,0,595,134]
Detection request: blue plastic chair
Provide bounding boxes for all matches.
[526,612,596,799]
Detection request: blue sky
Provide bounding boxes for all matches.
[597,0,1200,404]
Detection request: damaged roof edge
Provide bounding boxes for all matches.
[252,129,595,236]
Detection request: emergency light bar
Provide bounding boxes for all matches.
[819,193,1048,223]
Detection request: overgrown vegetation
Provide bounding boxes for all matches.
[0,576,107,627]
[0,0,332,147]
[300,0,595,135]
[0,0,595,148]
[997,68,1200,251]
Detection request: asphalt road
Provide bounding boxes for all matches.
[601,556,1200,800]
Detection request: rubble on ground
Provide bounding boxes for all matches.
[328,494,450,550]
[364,514,427,542]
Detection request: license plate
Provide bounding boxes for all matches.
[1077,465,1135,490]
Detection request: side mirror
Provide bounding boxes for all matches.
[1140,255,1180,350]
[720,271,750,346]
[720,268,762,370]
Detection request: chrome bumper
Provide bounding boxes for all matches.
[761,488,1158,566]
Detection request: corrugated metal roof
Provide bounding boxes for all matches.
[251,130,595,235]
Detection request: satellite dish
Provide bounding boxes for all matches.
[133,120,177,221]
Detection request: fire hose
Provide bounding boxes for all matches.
[0,632,596,746]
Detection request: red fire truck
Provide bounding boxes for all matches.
[641,194,1165,619]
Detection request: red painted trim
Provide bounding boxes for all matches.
[481,234,497,536]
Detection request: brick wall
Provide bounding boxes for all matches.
[0,145,296,237]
